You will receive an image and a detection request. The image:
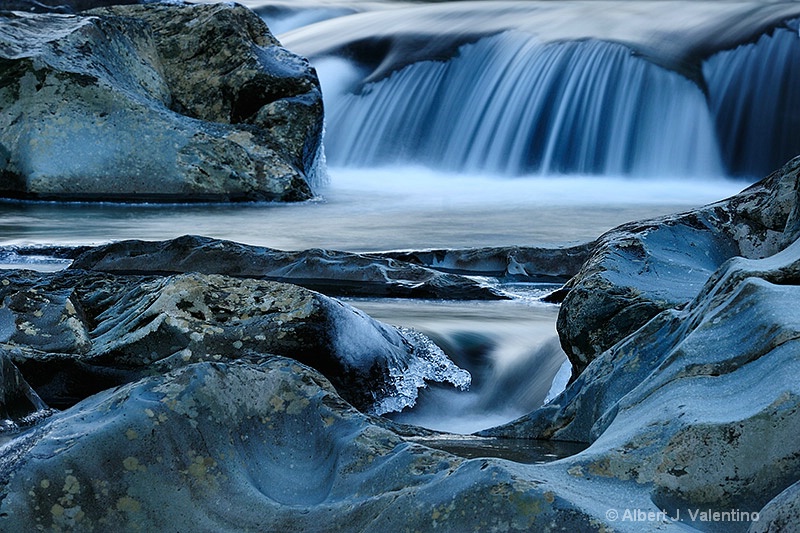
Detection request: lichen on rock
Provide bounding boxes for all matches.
[0,2,324,202]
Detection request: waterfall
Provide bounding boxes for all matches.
[704,24,800,178]
[318,32,724,178]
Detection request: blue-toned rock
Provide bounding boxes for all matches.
[0,3,323,202]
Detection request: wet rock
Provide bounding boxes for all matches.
[0,269,469,414]
[0,358,637,532]
[0,350,51,432]
[1,0,145,14]
[558,156,800,374]
[69,235,506,300]
[751,480,800,533]
[485,239,800,525]
[380,242,594,282]
[0,3,322,202]
[0,271,91,354]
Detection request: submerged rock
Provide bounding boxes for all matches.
[0,269,469,414]
[557,156,800,374]
[0,3,323,202]
[69,235,506,300]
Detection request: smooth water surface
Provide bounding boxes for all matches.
[0,168,745,252]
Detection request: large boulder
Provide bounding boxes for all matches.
[68,235,506,299]
[0,269,469,414]
[558,156,800,375]
[0,358,625,532]
[485,238,800,527]
[0,2,323,202]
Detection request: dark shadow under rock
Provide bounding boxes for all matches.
[0,350,52,432]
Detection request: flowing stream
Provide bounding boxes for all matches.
[3,0,800,435]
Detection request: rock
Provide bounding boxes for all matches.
[0,350,51,433]
[0,274,91,354]
[557,155,800,375]
[1,0,145,15]
[379,242,595,283]
[485,238,800,526]
[750,480,800,533]
[0,3,323,202]
[69,235,507,300]
[0,269,469,414]
[0,358,652,532]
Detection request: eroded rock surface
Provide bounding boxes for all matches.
[558,156,800,374]
[69,235,506,300]
[380,242,594,283]
[0,269,468,414]
[485,238,800,528]
[0,3,323,202]
[0,358,622,532]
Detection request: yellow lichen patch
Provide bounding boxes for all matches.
[125,429,139,440]
[123,457,146,472]
[567,465,585,477]
[269,395,285,411]
[183,453,224,488]
[63,475,80,495]
[116,495,141,512]
[587,457,615,478]
[40,479,51,489]
[543,491,555,504]
[285,396,310,416]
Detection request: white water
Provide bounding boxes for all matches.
[5,1,798,433]
[704,24,800,177]
[345,297,566,434]
[319,34,723,177]
[0,169,744,251]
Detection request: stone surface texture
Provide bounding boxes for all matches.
[0,3,323,202]
[0,269,468,414]
[0,358,632,532]
[69,235,506,299]
[557,156,800,375]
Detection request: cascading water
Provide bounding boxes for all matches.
[345,297,569,435]
[704,23,800,178]
[319,32,724,177]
